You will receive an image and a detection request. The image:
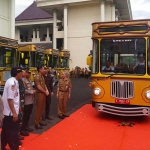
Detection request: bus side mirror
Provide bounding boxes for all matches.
[86,56,92,65]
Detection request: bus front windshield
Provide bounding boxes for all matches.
[0,47,16,67]
[36,52,44,67]
[100,38,146,75]
[19,52,36,68]
[60,58,69,68]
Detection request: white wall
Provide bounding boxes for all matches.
[68,3,112,69]
[0,0,15,38]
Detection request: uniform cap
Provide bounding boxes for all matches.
[11,67,22,73]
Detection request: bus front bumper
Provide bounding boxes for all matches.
[94,102,150,116]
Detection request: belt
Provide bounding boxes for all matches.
[59,90,68,92]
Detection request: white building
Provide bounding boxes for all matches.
[36,0,132,69]
[15,0,132,69]
[0,0,15,38]
[15,1,54,46]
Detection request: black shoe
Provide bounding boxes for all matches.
[20,131,29,136]
[34,125,43,129]
[62,114,70,117]
[39,122,47,126]
[19,135,24,140]
[58,115,65,119]
[19,141,22,146]
[25,126,33,132]
[46,116,54,120]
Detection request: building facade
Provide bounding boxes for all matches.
[0,0,15,38]
[15,0,132,69]
[15,2,54,46]
[36,0,132,69]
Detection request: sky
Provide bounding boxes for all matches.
[15,0,150,19]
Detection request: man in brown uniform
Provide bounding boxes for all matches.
[56,71,72,119]
[34,65,49,129]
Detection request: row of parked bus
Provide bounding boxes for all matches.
[0,36,70,92]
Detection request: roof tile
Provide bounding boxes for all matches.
[15,1,52,21]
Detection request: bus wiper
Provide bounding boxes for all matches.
[106,74,114,78]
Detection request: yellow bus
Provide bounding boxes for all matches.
[44,49,70,78]
[0,36,18,92]
[87,19,150,116]
[18,44,45,81]
[58,50,70,77]
[44,48,59,68]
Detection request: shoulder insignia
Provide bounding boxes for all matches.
[11,85,15,91]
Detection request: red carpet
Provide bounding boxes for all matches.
[3,104,150,150]
[17,104,150,150]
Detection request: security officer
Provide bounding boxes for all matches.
[1,67,22,150]
[56,71,72,119]
[34,65,49,129]
[20,70,36,135]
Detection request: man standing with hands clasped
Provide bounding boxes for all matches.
[57,71,72,119]
[1,67,22,150]
[43,66,54,120]
[34,65,49,129]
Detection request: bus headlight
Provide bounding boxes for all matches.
[145,90,150,99]
[94,88,101,95]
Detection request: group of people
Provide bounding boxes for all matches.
[102,53,147,74]
[70,67,91,79]
[0,65,72,150]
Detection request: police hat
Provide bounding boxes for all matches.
[11,67,22,73]
[11,67,22,77]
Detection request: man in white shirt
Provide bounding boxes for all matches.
[1,67,22,150]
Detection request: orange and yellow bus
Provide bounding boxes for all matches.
[0,36,18,92]
[87,19,150,116]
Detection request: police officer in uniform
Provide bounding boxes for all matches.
[20,70,36,135]
[34,65,49,129]
[1,67,22,150]
[56,71,72,119]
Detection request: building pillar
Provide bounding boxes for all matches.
[115,9,120,21]
[46,26,50,41]
[36,27,40,42]
[100,0,105,22]
[64,5,68,50]
[32,28,36,42]
[10,0,15,38]
[53,10,57,49]
[115,15,119,21]
[18,27,20,42]
[111,2,115,21]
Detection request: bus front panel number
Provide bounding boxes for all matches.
[115,99,130,104]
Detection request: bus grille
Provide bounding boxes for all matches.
[111,80,134,99]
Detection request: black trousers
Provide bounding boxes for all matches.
[45,95,51,117]
[1,116,20,150]
[21,104,33,131]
